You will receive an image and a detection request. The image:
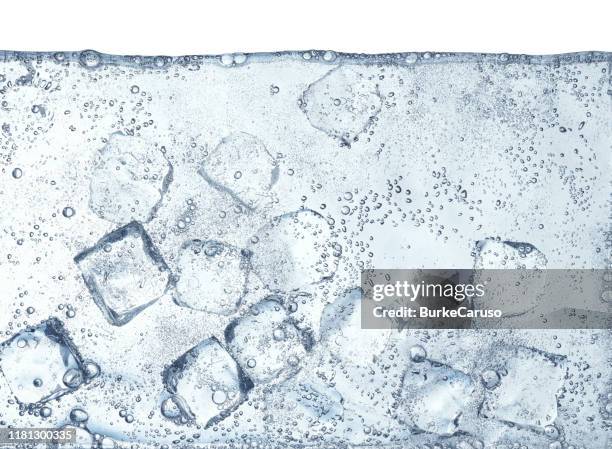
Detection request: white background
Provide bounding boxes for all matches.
[0,0,610,55]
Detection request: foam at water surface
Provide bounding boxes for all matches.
[0,49,610,449]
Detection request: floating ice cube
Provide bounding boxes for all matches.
[263,371,344,441]
[74,221,171,326]
[300,66,383,145]
[225,299,312,384]
[162,337,252,428]
[473,239,547,269]
[319,288,392,366]
[249,209,339,292]
[89,132,172,224]
[479,344,566,428]
[199,132,278,209]
[174,240,249,315]
[396,360,480,436]
[0,318,85,406]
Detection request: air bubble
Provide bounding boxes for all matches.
[161,397,181,419]
[272,328,286,341]
[212,390,227,405]
[220,54,234,66]
[83,361,101,380]
[79,50,102,69]
[233,53,247,65]
[62,368,83,389]
[323,51,337,62]
[70,407,89,423]
[62,207,75,218]
[405,53,418,64]
[409,345,427,363]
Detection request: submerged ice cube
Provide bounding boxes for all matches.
[300,66,383,145]
[0,318,85,406]
[472,240,548,317]
[0,83,55,145]
[199,132,278,209]
[249,209,339,292]
[89,132,172,224]
[74,221,171,326]
[225,299,312,384]
[396,360,480,436]
[319,288,391,366]
[163,337,252,428]
[174,240,249,315]
[479,344,566,428]
[263,372,344,441]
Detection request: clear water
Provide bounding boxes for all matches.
[0,50,610,449]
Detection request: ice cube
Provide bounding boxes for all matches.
[0,82,56,163]
[263,371,344,441]
[89,132,172,224]
[199,132,278,209]
[319,288,392,366]
[479,344,566,428]
[300,66,383,145]
[224,299,312,384]
[74,221,171,326]
[249,209,339,292]
[162,337,252,428]
[396,360,480,436]
[318,361,398,434]
[0,318,86,406]
[174,239,249,315]
[472,240,548,317]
